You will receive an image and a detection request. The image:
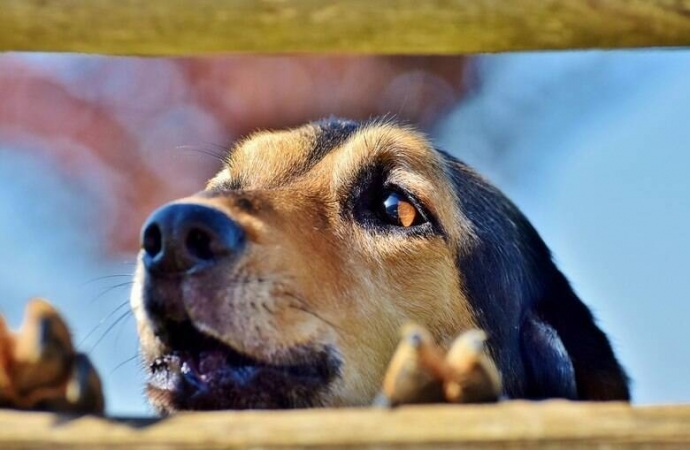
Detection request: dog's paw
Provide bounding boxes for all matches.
[375,324,447,407]
[443,329,502,404]
[375,325,502,407]
[0,299,104,413]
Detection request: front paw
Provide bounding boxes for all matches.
[443,329,502,404]
[0,299,104,413]
[375,324,502,407]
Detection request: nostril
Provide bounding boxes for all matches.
[185,227,214,261]
[143,223,163,258]
[142,203,245,274]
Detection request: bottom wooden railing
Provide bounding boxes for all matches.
[0,401,689,449]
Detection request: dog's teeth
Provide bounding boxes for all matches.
[181,361,192,375]
[151,355,178,372]
[151,358,164,371]
[181,362,206,390]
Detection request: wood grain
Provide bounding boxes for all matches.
[1,0,690,55]
[0,401,689,449]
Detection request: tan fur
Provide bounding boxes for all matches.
[378,325,501,406]
[444,330,502,403]
[0,299,104,412]
[379,324,448,406]
[133,121,481,407]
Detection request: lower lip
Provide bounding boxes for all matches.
[147,351,336,410]
[149,353,264,390]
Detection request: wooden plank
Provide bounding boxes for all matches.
[0,0,690,55]
[0,401,689,449]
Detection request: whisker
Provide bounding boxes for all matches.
[201,141,231,152]
[109,353,139,376]
[90,281,134,304]
[113,312,134,349]
[175,145,226,163]
[282,293,343,334]
[78,300,130,348]
[80,274,132,287]
[88,310,133,353]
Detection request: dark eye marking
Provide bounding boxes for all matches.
[347,165,438,236]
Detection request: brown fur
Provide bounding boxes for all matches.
[133,120,482,410]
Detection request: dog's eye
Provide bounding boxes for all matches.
[381,192,423,227]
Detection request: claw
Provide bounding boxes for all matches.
[15,299,73,362]
[377,324,446,407]
[13,299,74,394]
[444,329,502,403]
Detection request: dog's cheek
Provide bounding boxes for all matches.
[373,237,474,330]
[324,281,406,404]
[266,235,398,404]
[325,348,387,406]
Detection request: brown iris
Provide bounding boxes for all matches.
[383,192,419,227]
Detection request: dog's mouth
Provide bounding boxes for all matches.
[146,319,339,412]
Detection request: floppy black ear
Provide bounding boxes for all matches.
[524,270,631,401]
[440,151,630,401]
[520,312,577,399]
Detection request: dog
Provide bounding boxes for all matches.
[0,118,630,414]
[130,118,629,413]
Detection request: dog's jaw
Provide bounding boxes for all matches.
[145,325,340,412]
[131,266,343,413]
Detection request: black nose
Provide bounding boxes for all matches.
[141,203,245,274]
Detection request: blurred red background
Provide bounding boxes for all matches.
[0,55,467,253]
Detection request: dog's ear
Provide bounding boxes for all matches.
[524,270,631,401]
[440,151,629,401]
[520,312,577,399]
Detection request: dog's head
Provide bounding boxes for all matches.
[131,118,629,413]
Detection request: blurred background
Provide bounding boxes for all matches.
[0,51,687,415]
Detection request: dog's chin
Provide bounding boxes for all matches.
[144,319,340,413]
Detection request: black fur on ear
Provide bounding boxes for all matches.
[440,150,630,401]
[534,269,631,400]
[520,313,577,399]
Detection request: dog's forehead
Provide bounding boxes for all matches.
[213,119,447,190]
[319,122,447,182]
[214,119,360,189]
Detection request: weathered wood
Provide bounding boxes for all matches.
[0,401,689,449]
[0,0,690,55]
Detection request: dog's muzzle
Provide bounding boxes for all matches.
[137,202,339,411]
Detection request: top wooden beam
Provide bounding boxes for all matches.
[1,0,690,55]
